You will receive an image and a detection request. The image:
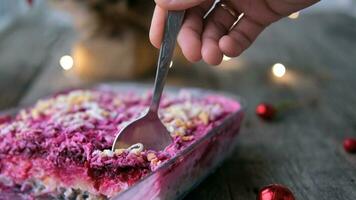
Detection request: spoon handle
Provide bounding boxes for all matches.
[149,11,185,113]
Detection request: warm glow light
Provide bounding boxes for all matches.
[272,63,286,78]
[223,55,231,61]
[60,55,74,71]
[288,12,299,19]
[169,61,173,68]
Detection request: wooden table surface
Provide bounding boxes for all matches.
[1,9,356,200]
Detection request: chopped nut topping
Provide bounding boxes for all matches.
[198,112,209,125]
[114,149,125,155]
[102,149,114,157]
[181,135,194,141]
[146,153,157,161]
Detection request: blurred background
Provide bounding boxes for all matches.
[1,0,356,199]
[0,0,355,107]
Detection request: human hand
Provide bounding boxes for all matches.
[150,0,319,65]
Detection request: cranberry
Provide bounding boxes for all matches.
[257,184,295,200]
[343,138,356,153]
[256,103,276,120]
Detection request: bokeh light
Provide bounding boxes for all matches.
[60,55,74,71]
[272,63,286,78]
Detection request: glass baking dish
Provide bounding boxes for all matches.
[0,83,244,200]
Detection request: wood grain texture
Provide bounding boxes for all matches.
[185,12,356,200]
[1,10,356,200]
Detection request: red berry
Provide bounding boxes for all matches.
[343,138,356,153]
[256,103,276,120]
[257,184,295,200]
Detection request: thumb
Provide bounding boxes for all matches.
[155,0,207,10]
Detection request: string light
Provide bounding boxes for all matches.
[60,55,74,71]
[272,63,286,78]
[288,12,299,19]
[223,55,231,61]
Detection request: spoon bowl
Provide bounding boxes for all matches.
[112,110,172,151]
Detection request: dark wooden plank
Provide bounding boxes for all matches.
[185,12,356,200]
[13,11,356,200]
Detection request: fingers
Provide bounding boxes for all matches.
[152,0,263,65]
[219,17,265,57]
[177,0,213,62]
[150,6,166,48]
[201,4,237,65]
[176,7,205,62]
[155,0,207,10]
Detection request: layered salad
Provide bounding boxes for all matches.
[0,88,240,199]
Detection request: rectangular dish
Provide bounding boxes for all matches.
[0,83,244,200]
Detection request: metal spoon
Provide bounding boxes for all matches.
[112,11,185,151]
